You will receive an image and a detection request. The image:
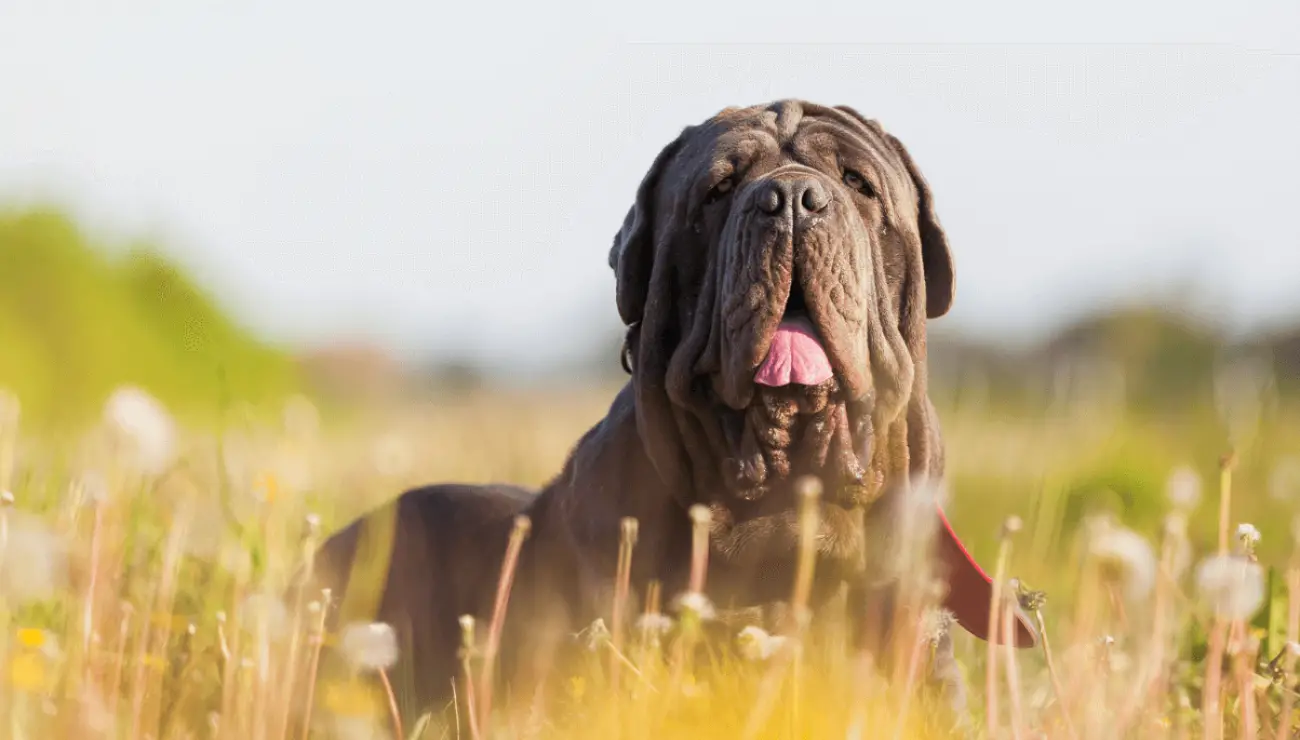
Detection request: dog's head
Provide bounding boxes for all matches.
[610,100,947,505]
[609,100,1030,645]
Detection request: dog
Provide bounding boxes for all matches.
[303,99,1036,725]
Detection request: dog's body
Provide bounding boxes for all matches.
[305,99,1035,722]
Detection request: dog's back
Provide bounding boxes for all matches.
[300,483,534,723]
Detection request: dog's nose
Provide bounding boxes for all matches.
[799,180,830,214]
[755,177,830,218]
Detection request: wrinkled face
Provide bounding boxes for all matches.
[610,100,954,565]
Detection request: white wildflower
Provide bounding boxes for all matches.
[671,591,716,621]
[0,511,69,602]
[339,622,399,671]
[1088,523,1157,601]
[104,386,176,475]
[1195,554,1265,620]
[736,625,787,661]
[921,607,957,645]
[1166,466,1202,511]
[1236,523,1262,556]
[238,592,291,641]
[635,613,674,640]
[575,618,611,652]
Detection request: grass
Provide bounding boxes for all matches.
[1,381,1299,739]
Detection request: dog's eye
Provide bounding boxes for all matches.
[704,177,735,205]
[843,169,876,198]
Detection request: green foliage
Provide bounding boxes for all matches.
[0,208,297,427]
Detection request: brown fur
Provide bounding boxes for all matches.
[301,99,1030,724]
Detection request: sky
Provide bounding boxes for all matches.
[1,1,1298,372]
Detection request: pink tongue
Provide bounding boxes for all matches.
[755,316,834,387]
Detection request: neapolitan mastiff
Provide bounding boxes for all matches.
[303,99,1036,724]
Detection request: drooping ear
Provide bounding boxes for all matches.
[609,129,690,326]
[831,106,955,320]
[882,132,956,319]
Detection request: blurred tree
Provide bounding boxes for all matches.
[0,208,297,427]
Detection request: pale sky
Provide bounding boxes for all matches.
[1,1,1298,371]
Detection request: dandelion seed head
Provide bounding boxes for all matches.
[339,622,399,671]
[238,592,291,640]
[736,625,787,661]
[0,511,69,603]
[1195,554,1265,620]
[1166,466,1202,511]
[921,608,957,645]
[635,613,673,639]
[671,591,716,621]
[104,386,176,476]
[1236,523,1262,556]
[1002,515,1023,537]
[1088,524,1157,601]
[575,618,611,652]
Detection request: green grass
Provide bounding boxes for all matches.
[2,381,1299,739]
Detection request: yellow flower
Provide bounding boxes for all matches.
[567,675,586,701]
[16,628,47,649]
[10,652,48,692]
[255,472,280,504]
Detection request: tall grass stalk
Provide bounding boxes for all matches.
[476,514,532,732]
[986,517,1019,738]
[610,517,639,693]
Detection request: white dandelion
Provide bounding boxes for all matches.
[104,386,176,476]
[1166,466,1202,512]
[575,618,612,652]
[635,613,674,641]
[238,592,291,641]
[1088,522,1157,601]
[1236,523,1262,557]
[921,607,957,645]
[736,625,788,661]
[339,622,399,671]
[1195,554,1265,620]
[671,591,717,622]
[0,511,69,603]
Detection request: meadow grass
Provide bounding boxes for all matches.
[1,382,1299,739]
